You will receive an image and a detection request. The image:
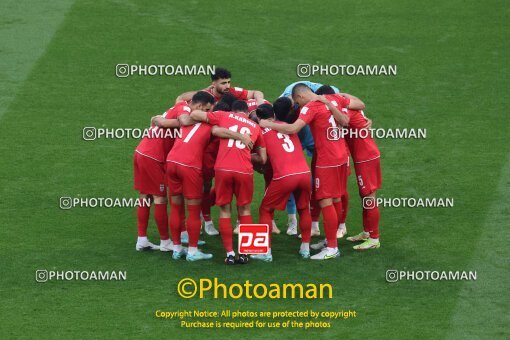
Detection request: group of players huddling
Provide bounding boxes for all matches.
[133,68,382,265]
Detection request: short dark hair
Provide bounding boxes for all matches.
[211,67,231,81]
[315,85,335,95]
[273,97,292,122]
[213,101,231,112]
[291,83,311,97]
[191,91,215,105]
[286,110,298,124]
[219,93,236,108]
[256,104,274,120]
[232,100,248,113]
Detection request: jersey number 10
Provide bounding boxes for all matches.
[227,125,251,149]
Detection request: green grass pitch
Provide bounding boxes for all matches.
[0,0,508,338]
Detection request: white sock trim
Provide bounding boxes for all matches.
[300,243,310,252]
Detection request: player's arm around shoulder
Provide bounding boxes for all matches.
[175,90,198,103]
[191,110,224,126]
[340,92,366,110]
[190,109,209,123]
[178,113,195,127]
[246,89,265,105]
[259,118,306,135]
[151,115,180,128]
[317,95,350,127]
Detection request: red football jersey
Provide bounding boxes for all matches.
[246,99,271,112]
[206,110,265,174]
[205,86,248,102]
[261,123,310,179]
[135,101,190,162]
[343,109,380,163]
[166,122,212,169]
[298,94,350,167]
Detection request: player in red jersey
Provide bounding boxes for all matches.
[176,67,265,104]
[316,85,368,239]
[272,97,321,237]
[315,91,382,251]
[133,92,215,252]
[158,107,254,261]
[313,86,374,244]
[250,104,312,262]
[231,98,282,235]
[191,100,267,265]
[200,96,269,236]
[200,94,250,235]
[202,98,271,237]
[260,83,365,260]
[200,102,231,236]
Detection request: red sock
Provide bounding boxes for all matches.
[169,202,182,245]
[137,205,150,237]
[362,209,370,233]
[219,217,233,253]
[322,204,338,248]
[298,208,312,243]
[201,190,212,222]
[154,203,169,240]
[333,200,343,227]
[259,208,273,248]
[187,204,202,247]
[210,187,216,206]
[179,202,186,232]
[239,214,253,225]
[363,206,380,239]
[311,196,321,222]
[340,192,349,224]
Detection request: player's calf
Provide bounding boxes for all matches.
[311,200,340,260]
[218,206,238,265]
[351,191,380,250]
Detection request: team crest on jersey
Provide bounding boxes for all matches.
[301,107,309,115]
[159,184,165,192]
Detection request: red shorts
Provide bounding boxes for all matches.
[166,162,203,199]
[214,170,253,206]
[134,152,166,196]
[354,158,382,197]
[313,164,347,200]
[261,173,311,211]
